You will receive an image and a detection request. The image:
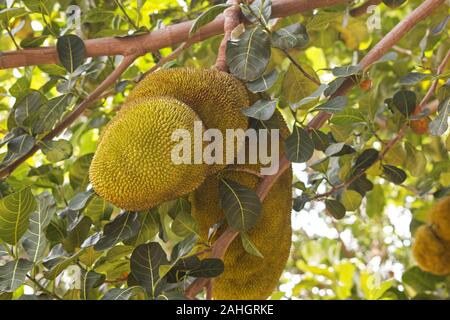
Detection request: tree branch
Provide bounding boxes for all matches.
[0,0,351,69]
[215,0,242,71]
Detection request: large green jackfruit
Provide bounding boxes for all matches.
[412,225,450,276]
[191,112,292,299]
[89,97,209,211]
[124,67,250,173]
[428,196,450,242]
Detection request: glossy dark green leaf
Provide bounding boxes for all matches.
[80,270,105,300]
[125,210,159,246]
[44,250,85,280]
[312,96,348,114]
[246,70,278,93]
[285,126,314,163]
[68,190,94,211]
[382,165,407,185]
[14,91,44,127]
[219,178,262,232]
[188,258,224,278]
[56,34,86,73]
[226,26,271,81]
[325,199,346,219]
[189,4,230,36]
[94,212,140,251]
[352,149,379,175]
[0,259,33,292]
[130,242,169,298]
[242,99,278,121]
[311,129,329,151]
[272,23,309,49]
[40,139,73,162]
[393,90,416,117]
[241,0,271,25]
[429,98,449,136]
[1,134,35,166]
[29,94,73,134]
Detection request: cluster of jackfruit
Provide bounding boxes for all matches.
[89,67,293,299]
[412,196,450,276]
[89,68,249,211]
[190,113,292,300]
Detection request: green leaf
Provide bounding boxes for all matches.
[311,129,330,151]
[0,259,33,292]
[40,139,73,162]
[20,36,48,48]
[80,270,105,300]
[130,242,169,298]
[393,90,416,117]
[171,211,198,238]
[83,195,113,224]
[0,187,37,245]
[0,8,27,23]
[56,34,86,73]
[241,0,272,25]
[189,4,230,36]
[14,91,44,127]
[246,70,278,93]
[405,142,427,177]
[283,63,320,108]
[68,190,94,211]
[44,249,85,280]
[242,99,278,121]
[62,216,92,253]
[125,210,159,246]
[69,153,93,191]
[331,65,361,77]
[352,149,379,176]
[94,212,140,251]
[1,134,35,166]
[366,184,385,218]
[382,165,407,185]
[330,108,365,126]
[285,125,314,163]
[399,72,431,85]
[241,232,264,258]
[312,96,348,114]
[29,94,73,134]
[22,192,56,263]
[272,23,309,49]
[429,98,449,136]
[292,84,327,110]
[340,190,363,211]
[226,26,271,81]
[188,258,224,278]
[9,77,31,99]
[219,178,262,232]
[325,199,346,219]
[402,266,446,292]
[383,0,407,8]
[102,286,146,300]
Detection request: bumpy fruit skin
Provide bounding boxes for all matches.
[125,67,250,173]
[191,112,292,299]
[412,225,450,276]
[191,167,292,300]
[428,196,450,241]
[89,97,209,211]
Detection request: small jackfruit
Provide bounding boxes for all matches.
[191,112,292,300]
[124,67,250,173]
[428,196,450,242]
[412,225,450,276]
[89,97,209,211]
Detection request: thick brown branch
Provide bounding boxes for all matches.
[0,54,137,179]
[215,0,241,71]
[0,0,351,69]
[307,0,446,130]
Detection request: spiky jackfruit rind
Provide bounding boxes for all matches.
[89,97,209,211]
[428,196,450,242]
[412,225,450,276]
[124,68,250,173]
[191,166,292,300]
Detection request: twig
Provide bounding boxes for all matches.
[0,54,138,179]
[215,0,242,71]
[26,275,63,300]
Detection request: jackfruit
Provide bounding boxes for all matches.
[191,112,292,299]
[89,97,209,211]
[428,196,450,242]
[412,225,450,276]
[124,67,250,173]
